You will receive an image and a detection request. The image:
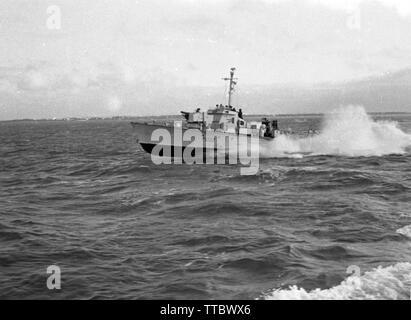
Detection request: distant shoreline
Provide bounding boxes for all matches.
[1,112,410,123]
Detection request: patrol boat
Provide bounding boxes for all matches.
[131,68,279,158]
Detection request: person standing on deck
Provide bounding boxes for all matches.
[238,108,243,120]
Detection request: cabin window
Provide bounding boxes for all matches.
[232,118,235,124]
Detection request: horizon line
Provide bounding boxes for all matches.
[2,111,411,122]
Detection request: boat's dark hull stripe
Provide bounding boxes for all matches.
[139,143,234,162]
[140,143,156,154]
[140,143,210,157]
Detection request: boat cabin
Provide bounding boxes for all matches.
[180,68,278,139]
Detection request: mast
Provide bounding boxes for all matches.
[222,67,237,107]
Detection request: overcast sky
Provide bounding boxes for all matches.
[1,0,411,119]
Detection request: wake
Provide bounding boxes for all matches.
[262,262,411,300]
[260,106,411,158]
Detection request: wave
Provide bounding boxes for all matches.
[261,106,411,158]
[262,262,411,300]
[397,225,411,239]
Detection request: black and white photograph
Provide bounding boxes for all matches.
[1,0,411,305]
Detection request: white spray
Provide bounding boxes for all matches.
[261,106,411,158]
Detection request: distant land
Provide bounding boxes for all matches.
[1,67,411,121]
[233,67,411,115]
[2,112,410,123]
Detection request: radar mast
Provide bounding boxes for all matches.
[222,67,238,107]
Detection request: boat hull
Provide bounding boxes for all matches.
[139,142,206,157]
[131,121,272,157]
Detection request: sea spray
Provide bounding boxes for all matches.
[262,262,411,300]
[260,106,411,158]
[397,225,411,239]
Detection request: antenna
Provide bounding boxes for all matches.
[222,67,238,107]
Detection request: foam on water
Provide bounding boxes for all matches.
[261,106,411,158]
[262,262,411,300]
[397,225,411,239]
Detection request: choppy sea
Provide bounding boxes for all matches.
[1,106,411,299]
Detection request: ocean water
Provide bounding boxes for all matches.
[1,106,411,300]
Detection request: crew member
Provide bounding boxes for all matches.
[238,108,243,119]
